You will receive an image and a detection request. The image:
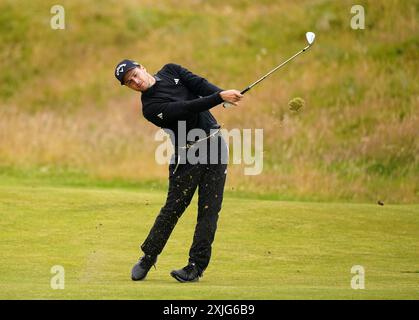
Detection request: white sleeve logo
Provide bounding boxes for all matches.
[116,64,127,76]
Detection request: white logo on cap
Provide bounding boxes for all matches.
[116,63,127,76]
[174,78,179,84]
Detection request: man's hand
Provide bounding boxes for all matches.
[220,90,243,106]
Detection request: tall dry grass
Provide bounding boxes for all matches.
[0,0,417,202]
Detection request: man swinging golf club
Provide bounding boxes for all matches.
[115,60,243,282]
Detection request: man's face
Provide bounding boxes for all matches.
[123,66,149,92]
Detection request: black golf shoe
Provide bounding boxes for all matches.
[131,254,157,281]
[170,262,202,283]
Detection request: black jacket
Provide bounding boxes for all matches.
[141,63,224,147]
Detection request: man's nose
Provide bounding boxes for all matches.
[132,78,140,85]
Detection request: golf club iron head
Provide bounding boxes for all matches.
[306,32,316,46]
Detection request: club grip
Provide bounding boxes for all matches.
[241,87,250,94]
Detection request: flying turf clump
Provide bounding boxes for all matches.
[288,97,305,112]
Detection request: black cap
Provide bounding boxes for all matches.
[115,59,140,85]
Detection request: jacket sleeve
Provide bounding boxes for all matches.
[167,63,224,97]
[142,92,224,127]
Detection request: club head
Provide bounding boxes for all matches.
[306,32,316,45]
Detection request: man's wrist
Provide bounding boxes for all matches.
[215,90,225,105]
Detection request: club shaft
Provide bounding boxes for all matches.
[244,44,310,92]
[223,43,312,108]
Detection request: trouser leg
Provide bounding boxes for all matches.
[141,162,202,256]
[188,162,227,273]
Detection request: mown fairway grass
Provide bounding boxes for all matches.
[0,180,418,299]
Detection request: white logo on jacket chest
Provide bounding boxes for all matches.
[174,78,180,84]
[157,113,163,119]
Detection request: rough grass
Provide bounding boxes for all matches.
[0,0,418,202]
[0,178,418,299]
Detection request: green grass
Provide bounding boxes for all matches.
[0,180,418,299]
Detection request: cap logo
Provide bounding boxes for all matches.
[116,63,127,76]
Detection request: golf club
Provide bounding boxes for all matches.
[223,31,316,108]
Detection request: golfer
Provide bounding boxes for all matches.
[114,60,243,282]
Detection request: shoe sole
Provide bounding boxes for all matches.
[170,271,199,283]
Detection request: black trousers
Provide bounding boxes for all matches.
[141,135,228,274]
